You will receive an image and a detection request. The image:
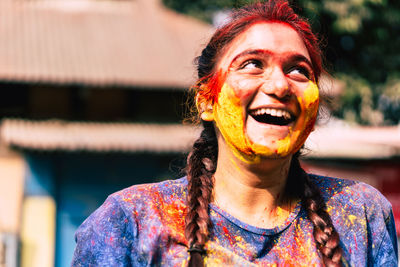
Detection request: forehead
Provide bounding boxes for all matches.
[217,22,310,69]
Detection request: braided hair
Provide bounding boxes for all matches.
[185,1,342,266]
[185,121,217,267]
[289,152,343,266]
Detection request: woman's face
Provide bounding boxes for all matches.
[208,22,319,163]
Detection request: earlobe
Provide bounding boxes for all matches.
[196,90,214,121]
[201,110,214,121]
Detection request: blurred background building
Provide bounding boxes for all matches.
[0,0,211,266]
[0,0,399,266]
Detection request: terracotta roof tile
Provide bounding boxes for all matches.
[0,119,201,152]
[2,118,399,158]
[0,0,213,88]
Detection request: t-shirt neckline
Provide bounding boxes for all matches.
[209,201,302,236]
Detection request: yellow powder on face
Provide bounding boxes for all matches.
[213,81,319,163]
[303,81,319,106]
[276,129,299,155]
[213,83,261,163]
[290,81,319,153]
[275,81,319,156]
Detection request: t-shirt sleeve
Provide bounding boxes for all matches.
[71,195,136,266]
[373,210,398,266]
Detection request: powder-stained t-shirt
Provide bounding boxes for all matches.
[72,175,398,266]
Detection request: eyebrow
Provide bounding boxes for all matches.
[229,49,313,69]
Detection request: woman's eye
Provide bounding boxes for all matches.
[288,67,311,79]
[240,59,263,70]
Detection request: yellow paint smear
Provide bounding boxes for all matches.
[348,214,357,224]
[303,81,319,106]
[213,81,319,163]
[214,83,261,163]
[276,81,319,156]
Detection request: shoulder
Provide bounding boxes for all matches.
[108,177,189,239]
[73,177,189,265]
[109,177,188,215]
[308,174,392,217]
[115,176,188,199]
[308,174,398,265]
[76,176,188,238]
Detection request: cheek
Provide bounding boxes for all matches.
[226,76,262,104]
[214,84,245,127]
[299,81,319,111]
[278,82,319,155]
[213,84,254,157]
[301,83,319,131]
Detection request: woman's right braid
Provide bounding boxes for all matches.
[185,121,218,267]
[290,155,343,266]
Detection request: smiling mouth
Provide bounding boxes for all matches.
[249,108,295,126]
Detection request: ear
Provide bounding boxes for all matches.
[196,93,214,122]
[201,107,214,121]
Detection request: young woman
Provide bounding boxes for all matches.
[72,1,398,266]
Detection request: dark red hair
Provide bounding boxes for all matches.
[195,0,322,105]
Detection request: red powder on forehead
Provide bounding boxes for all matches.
[213,14,321,79]
[241,20,321,79]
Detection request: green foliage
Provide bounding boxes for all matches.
[309,0,400,125]
[333,73,384,125]
[377,75,400,124]
[162,0,400,125]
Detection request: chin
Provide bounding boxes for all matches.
[258,147,294,159]
[259,153,291,160]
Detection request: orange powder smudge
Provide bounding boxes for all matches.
[222,226,236,245]
[162,200,187,243]
[122,186,187,244]
[270,220,319,265]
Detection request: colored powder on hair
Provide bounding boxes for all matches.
[196,70,226,109]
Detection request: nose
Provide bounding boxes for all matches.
[261,67,291,99]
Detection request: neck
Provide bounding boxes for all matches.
[213,139,296,228]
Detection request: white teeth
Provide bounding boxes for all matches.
[282,111,291,120]
[250,108,292,120]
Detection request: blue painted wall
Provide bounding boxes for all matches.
[24,152,185,267]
